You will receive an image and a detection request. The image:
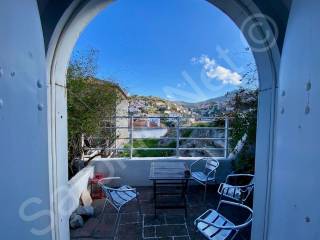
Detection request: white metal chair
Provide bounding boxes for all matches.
[98,177,141,239]
[218,174,254,204]
[194,200,253,240]
[190,158,219,200]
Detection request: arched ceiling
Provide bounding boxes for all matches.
[37,0,292,53]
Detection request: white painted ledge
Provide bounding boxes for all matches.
[90,157,232,187]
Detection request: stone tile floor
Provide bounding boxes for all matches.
[70,185,252,240]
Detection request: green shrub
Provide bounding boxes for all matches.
[229,89,258,174]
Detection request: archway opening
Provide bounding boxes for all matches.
[47,0,280,239]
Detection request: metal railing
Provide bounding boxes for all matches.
[94,116,232,159]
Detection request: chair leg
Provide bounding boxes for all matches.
[204,184,207,201]
[113,210,121,240]
[136,195,142,222]
[230,230,239,240]
[99,198,108,223]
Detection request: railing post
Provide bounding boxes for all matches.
[130,116,133,159]
[224,117,229,158]
[176,116,180,157]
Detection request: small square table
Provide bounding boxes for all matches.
[149,161,190,216]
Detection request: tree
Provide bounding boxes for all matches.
[225,47,258,173]
[229,88,258,173]
[67,49,120,177]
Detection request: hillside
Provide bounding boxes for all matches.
[128,95,192,116]
[128,89,256,117]
[175,90,238,108]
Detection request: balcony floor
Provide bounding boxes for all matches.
[70,185,251,240]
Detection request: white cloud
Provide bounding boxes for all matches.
[192,55,242,85]
[207,66,242,85]
[166,94,175,99]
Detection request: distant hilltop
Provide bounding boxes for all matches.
[128,95,191,116]
[174,90,238,109]
[128,89,257,117]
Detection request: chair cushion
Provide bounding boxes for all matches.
[110,185,137,207]
[192,171,215,182]
[196,210,234,240]
[220,183,241,201]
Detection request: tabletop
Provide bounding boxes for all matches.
[149,161,190,180]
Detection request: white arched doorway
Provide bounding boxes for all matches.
[46,1,280,239]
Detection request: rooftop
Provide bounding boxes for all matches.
[70,185,252,240]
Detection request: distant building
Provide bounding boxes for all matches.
[133,119,148,127]
[131,116,161,128]
[148,116,161,128]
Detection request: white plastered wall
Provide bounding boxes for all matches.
[267,0,320,239]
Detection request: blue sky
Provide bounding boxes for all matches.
[73,0,256,103]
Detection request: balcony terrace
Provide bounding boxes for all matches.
[69,157,251,240]
[68,116,251,240]
[70,185,251,240]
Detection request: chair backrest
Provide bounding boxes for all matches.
[99,183,111,198]
[205,159,219,172]
[98,181,118,207]
[217,200,253,230]
[237,175,254,202]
